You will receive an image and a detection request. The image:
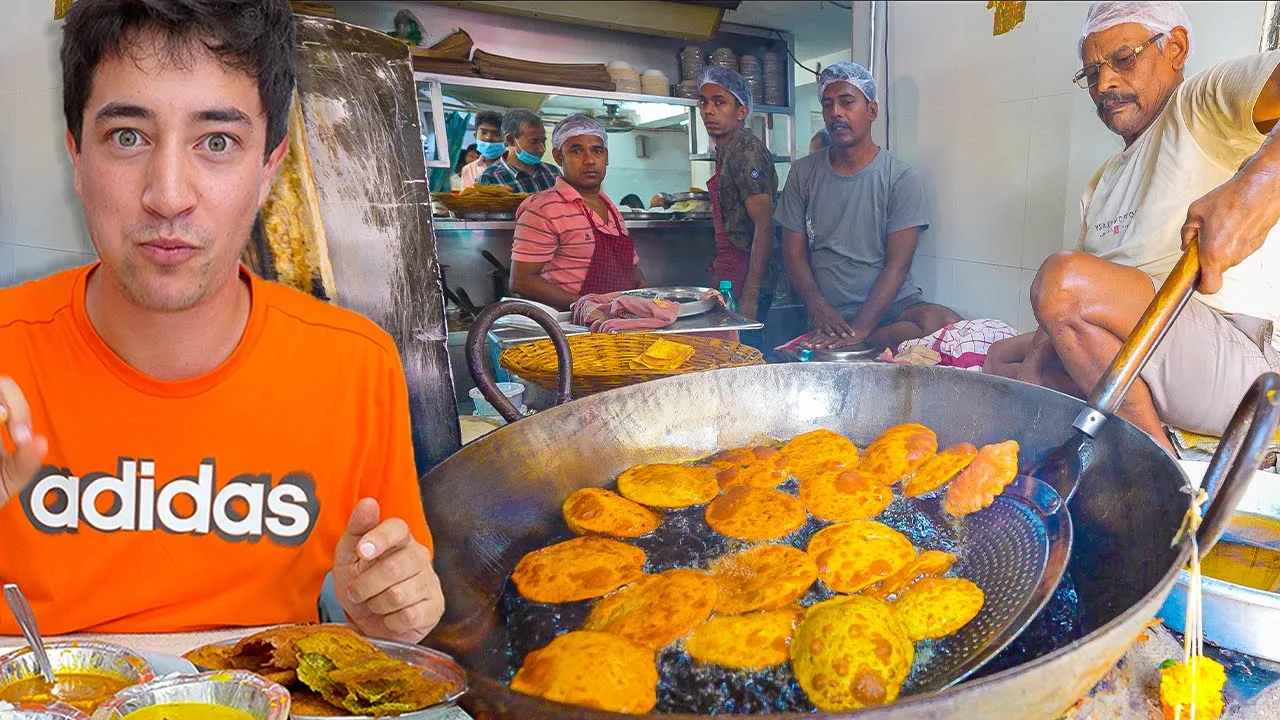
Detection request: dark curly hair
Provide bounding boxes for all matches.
[62,0,296,159]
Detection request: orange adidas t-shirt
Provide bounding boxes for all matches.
[0,264,433,636]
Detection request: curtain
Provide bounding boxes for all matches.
[429,111,470,192]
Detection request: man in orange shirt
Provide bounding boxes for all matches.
[0,0,442,643]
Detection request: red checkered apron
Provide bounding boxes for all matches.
[579,199,637,295]
[708,173,751,294]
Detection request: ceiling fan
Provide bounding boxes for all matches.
[596,104,637,133]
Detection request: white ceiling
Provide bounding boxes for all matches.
[722,0,853,62]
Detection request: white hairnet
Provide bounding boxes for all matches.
[697,66,752,113]
[818,62,877,103]
[552,114,607,151]
[1078,1,1193,59]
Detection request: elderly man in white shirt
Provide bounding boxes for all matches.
[985,1,1280,454]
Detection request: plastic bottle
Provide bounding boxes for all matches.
[719,280,739,314]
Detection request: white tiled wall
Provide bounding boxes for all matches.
[0,0,95,288]
[881,0,1267,331]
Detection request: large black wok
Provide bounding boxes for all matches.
[421,247,1278,719]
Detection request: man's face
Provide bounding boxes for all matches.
[553,134,608,190]
[69,31,285,313]
[1080,23,1187,143]
[822,82,877,148]
[509,122,547,159]
[698,84,747,138]
[475,122,502,144]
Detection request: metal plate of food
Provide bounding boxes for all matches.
[186,625,466,720]
[453,210,516,221]
[620,286,716,317]
[672,190,710,202]
[778,343,884,363]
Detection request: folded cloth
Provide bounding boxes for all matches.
[630,338,696,371]
[774,331,817,354]
[898,319,1018,370]
[877,344,943,367]
[571,291,681,333]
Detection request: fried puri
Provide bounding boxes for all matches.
[799,467,893,522]
[710,544,818,615]
[705,486,808,541]
[858,423,938,484]
[683,605,804,669]
[616,463,719,508]
[944,440,1020,517]
[862,549,958,601]
[512,537,648,603]
[510,631,658,714]
[807,520,915,593]
[791,595,915,711]
[901,443,978,497]
[780,429,860,481]
[712,445,789,490]
[584,569,718,650]
[562,488,663,538]
[892,577,985,641]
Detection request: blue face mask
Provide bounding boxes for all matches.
[515,140,543,166]
[475,139,505,159]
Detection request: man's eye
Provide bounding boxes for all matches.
[204,134,232,153]
[113,129,142,148]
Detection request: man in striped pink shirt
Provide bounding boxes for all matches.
[510,115,644,310]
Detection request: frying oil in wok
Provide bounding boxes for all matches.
[493,476,1084,712]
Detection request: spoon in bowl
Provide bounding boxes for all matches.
[4,583,56,684]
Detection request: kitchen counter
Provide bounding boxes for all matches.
[484,305,763,350]
[433,217,712,231]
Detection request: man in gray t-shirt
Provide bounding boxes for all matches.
[777,62,961,350]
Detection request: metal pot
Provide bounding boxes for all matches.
[422,246,1278,718]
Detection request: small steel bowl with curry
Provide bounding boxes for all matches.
[0,642,154,715]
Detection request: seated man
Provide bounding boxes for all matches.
[509,115,645,310]
[457,109,504,190]
[777,62,961,350]
[985,1,1280,453]
[477,108,561,194]
[0,0,442,641]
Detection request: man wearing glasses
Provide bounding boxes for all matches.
[985,1,1280,454]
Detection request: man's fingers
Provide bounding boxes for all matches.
[0,377,33,444]
[347,544,426,604]
[354,517,412,563]
[1198,267,1224,294]
[335,498,381,567]
[360,570,430,616]
[379,598,444,637]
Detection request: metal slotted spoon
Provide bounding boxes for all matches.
[903,242,1280,694]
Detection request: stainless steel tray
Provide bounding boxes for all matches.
[672,190,710,202]
[778,344,884,363]
[621,286,716,317]
[195,633,467,719]
[453,210,515,221]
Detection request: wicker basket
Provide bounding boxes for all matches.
[499,333,764,396]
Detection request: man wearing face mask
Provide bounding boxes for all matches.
[477,108,561,193]
[458,110,504,190]
[509,115,643,309]
[985,1,1280,453]
[777,62,961,352]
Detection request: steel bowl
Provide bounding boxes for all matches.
[90,671,288,720]
[0,643,154,714]
[0,701,89,719]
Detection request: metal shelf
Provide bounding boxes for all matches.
[414,71,697,107]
